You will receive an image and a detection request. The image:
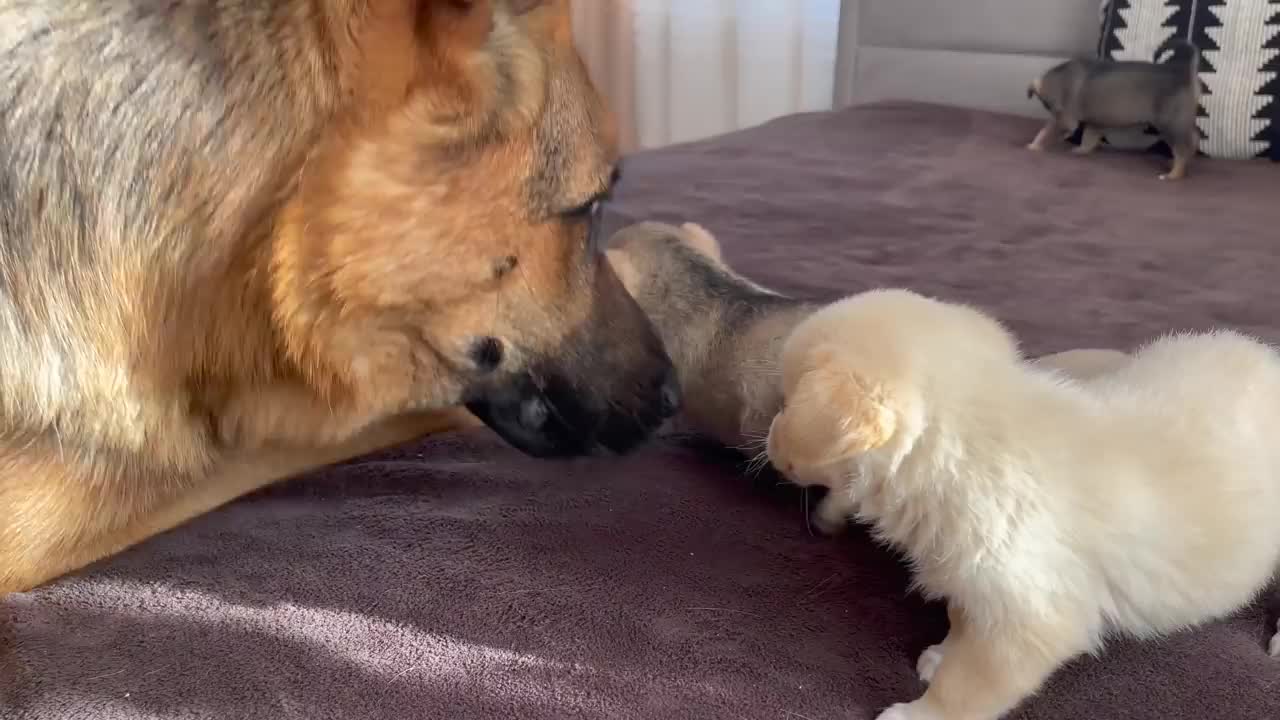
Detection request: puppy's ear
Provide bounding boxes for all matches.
[680,223,724,263]
[604,248,641,296]
[776,358,897,466]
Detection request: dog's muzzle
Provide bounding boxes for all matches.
[465,365,681,459]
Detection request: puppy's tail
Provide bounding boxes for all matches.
[1153,37,1200,84]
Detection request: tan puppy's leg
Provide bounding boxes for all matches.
[1072,125,1104,155]
[876,606,1091,720]
[1,408,476,595]
[1034,348,1129,381]
[1026,119,1058,151]
[915,602,964,685]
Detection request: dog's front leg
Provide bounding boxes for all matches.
[0,409,474,595]
[216,381,380,449]
[874,605,1090,720]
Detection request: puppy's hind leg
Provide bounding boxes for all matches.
[874,606,1092,720]
[1072,125,1104,155]
[1159,127,1198,181]
[1269,617,1280,657]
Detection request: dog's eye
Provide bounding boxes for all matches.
[563,196,602,220]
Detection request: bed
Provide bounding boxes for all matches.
[4,101,1279,720]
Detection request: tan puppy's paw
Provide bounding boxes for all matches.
[875,700,941,720]
[1025,142,1046,152]
[916,644,945,684]
[1269,618,1280,657]
[813,494,850,536]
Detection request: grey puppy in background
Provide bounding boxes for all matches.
[1026,38,1201,180]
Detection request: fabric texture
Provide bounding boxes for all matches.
[4,102,1280,720]
[1099,0,1280,159]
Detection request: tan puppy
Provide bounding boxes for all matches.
[606,221,815,451]
[767,288,1280,720]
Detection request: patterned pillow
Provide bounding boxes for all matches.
[1097,0,1278,161]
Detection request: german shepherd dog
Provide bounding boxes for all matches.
[0,0,679,595]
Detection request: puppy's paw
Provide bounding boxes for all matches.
[813,496,850,536]
[916,644,945,684]
[875,700,940,720]
[1025,142,1046,152]
[1268,619,1280,657]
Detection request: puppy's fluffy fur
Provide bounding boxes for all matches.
[766,288,1280,720]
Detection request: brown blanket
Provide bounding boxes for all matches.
[4,102,1279,720]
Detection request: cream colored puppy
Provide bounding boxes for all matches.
[808,346,1133,535]
[765,288,1280,720]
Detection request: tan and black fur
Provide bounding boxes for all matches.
[606,221,816,450]
[0,0,679,596]
[1026,38,1201,180]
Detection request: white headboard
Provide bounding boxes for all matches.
[835,0,1103,117]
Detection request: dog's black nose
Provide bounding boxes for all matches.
[657,367,681,419]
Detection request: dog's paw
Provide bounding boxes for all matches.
[812,497,850,536]
[1158,172,1185,182]
[1025,142,1046,152]
[1269,619,1280,657]
[916,643,945,684]
[874,700,940,720]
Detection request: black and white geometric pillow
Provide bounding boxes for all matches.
[1098,0,1279,161]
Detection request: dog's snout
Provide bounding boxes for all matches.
[469,336,505,373]
[519,395,549,431]
[657,367,681,419]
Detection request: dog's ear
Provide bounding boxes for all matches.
[508,0,551,13]
[415,0,494,48]
[776,352,897,466]
[679,223,724,263]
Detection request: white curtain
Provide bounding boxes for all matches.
[572,0,843,151]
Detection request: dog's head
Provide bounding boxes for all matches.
[273,0,678,458]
